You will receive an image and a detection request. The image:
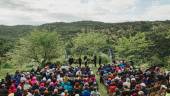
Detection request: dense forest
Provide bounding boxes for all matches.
[1,20,170,69]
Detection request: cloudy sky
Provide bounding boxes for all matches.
[0,0,170,25]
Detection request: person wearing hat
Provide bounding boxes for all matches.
[131,78,136,89]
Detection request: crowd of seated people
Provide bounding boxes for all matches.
[0,63,100,96]
[98,60,170,96]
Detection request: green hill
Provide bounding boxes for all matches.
[1,20,170,65]
[1,20,170,40]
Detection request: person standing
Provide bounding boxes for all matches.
[78,57,82,67]
[93,55,97,67]
[99,56,102,65]
[84,56,88,67]
[68,56,74,66]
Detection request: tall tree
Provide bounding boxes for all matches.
[115,32,152,64]
[73,32,108,56]
[8,30,64,67]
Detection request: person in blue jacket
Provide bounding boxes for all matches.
[81,89,91,96]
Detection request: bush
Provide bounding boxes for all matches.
[26,64,34,68]
[99,53,111,64]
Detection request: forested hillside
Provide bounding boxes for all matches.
[1,20,170,40]
[1,20,170,68]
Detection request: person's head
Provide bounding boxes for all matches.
[1,84,6,88]
[138,91,144,96]
[75,94,80,96]
[84,83,89,87]
[23,90,28,95]
[15,70,20,74]
[53,88,58,94]
[6,73,9,75]
[140,83,146,88]
[93,86,98,91]
[44,89,49,95]
[17,85,22,90]
[64,90,68,95]
[160,85,167,92]
[135,84,141,91]
[40,83,45,88]
[34,89,40,94]
[75,82,80,86]
[131,78,136,81]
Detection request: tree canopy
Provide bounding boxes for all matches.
[1,21,170,67]
[115,32,152,64]
[8,30,64,67]
[73,32,108,56]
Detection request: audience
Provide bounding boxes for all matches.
[98,60,170,96]
[0,63,99,96]
[1,60,170,96]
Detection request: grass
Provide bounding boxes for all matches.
[92,67,108,96]
[0,65,33,79]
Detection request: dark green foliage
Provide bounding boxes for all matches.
[0,25,34,40]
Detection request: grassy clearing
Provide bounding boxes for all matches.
[0,65,33,79]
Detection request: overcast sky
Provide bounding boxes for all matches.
[0,0,170,25]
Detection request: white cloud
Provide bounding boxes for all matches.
[139,4,170,21]
[0,0,169,25]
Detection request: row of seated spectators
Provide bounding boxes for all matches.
[98,61,170,96]
[0,64,100,96]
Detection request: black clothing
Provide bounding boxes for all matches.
[78,57,82,67]
[93,55,97,67]
[68,57,74,65]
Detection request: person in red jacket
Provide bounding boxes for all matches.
[8,84,17,94]
[108,82,117,96]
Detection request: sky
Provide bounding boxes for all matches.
[0,0,170,25]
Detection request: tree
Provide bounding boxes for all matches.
[0,39,13,68]
[73,32,108,56]
[8,30,64,67]
[115,32,152,64]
